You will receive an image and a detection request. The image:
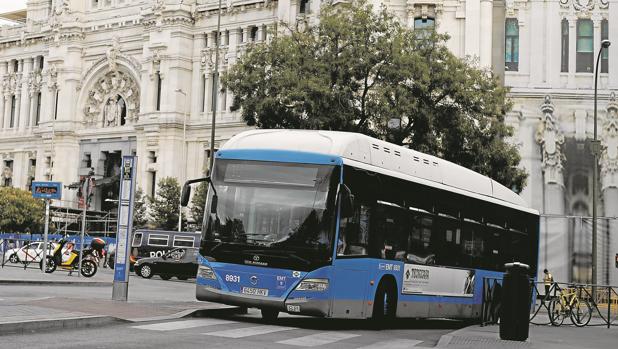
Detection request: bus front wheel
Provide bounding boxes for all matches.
[261,309,279,321]
[372,280,397,321]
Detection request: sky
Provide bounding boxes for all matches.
[0,0,28,26]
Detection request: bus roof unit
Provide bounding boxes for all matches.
[223,129,531,210]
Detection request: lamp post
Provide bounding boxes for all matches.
[209,0,223,172]
[175,89,188,232]
[592,39,611,287]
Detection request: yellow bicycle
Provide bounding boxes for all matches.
[548,286,592,327]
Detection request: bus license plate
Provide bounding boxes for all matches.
[241,287,269,297]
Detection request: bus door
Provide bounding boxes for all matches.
[331,204,372,318]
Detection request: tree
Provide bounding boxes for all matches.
[190,182,208,229]
[132,187,150,229]
[224,1,527,192]
[150,177,182,230]
[0,187,45,233]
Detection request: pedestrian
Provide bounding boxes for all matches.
[543,268,554,300]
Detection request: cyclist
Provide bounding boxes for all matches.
[543,268,554,300]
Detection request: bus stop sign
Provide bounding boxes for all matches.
[112,156,137,301]
[32,182,62,200]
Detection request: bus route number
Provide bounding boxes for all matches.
[225,274,240,283]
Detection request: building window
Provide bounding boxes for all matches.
[9,95,16,128]
[577,19,594,73]
[35,92,41,125]
[12,60,18,72]
[250,26,258,42]
[150,171,156,197]
[300,0,309,14]
[602,19,609,73]
[155,72,162,111]
[414,17,435,31]
[505,18,519,71]
[27,158,36,191]
[561,19,569,73]
[54,90,59,120]
[3,160,13,187]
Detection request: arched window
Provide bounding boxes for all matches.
[576,19,594,72]
[505,18,519,71]
[117,96,127,126]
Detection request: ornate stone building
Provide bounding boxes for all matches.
[0,0,616,284]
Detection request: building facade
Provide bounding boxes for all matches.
[0,0,616,284]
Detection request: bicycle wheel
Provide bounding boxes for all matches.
[570,299,592,327]
[548,298,565,326]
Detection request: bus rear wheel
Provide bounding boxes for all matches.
[261,309,279,321]
[372,280,397,322]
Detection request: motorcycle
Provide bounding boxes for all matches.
[40,238,105,278]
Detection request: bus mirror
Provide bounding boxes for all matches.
[180,183,191,207]
[210,194,218,214]
[341,185,355,218]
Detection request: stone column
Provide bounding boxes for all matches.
[0,61,6,128]
[546,2,561,87]
[19,58,33,131]
[3,95,11,129]
[568,17,577,88]
[529,0,545,86]
[601,92,618,285]
[465,0,481,59]
[205,70,212,116]
[479,0,493,68]
[536,95,569,282]
[593,16,602,75]
[609,3,618,88]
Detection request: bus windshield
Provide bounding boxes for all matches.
[201,159,340,271]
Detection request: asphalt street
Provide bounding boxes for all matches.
[0,307,464,349]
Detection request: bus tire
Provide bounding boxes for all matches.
[261,309,279,321]
[372,279,397,322]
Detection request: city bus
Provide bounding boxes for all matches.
[182,130,539,321]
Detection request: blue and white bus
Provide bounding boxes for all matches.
[182,130,539,321]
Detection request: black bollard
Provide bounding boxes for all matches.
[499,262,531,341]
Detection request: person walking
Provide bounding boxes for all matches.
[543,268,554,300]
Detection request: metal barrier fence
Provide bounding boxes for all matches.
[482,277,618,328]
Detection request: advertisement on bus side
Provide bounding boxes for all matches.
[402,264,475,297]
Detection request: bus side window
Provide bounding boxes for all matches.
[338,204,370,256]
[406,212,434,265]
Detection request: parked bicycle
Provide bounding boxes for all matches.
[548,285,593,327]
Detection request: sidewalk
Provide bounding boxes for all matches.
[437,324,618,349]
[0,266,234,335]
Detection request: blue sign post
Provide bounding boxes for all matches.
[32,181,62,274]
[112,156,137,301]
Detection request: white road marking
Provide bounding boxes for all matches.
[204,325,295,338]
[132,318,234,331]
[277,332,361,347]
[355,339,423,348]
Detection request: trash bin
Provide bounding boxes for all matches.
[500,262,531,341]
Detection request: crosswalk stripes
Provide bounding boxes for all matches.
[355,339,423,348]
[203,325,296,338]
[276,332,361,347]
[132,318,234,331]
[133,319,427,348]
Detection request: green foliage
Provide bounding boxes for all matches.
[0,187,45,233]
[150,177,182,231]
[224,0,527,192]
[190,182,208,229]
[133,187,150,229]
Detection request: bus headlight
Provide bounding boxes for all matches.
[198,265,217,280]
[295,278,329,292]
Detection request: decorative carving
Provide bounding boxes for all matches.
[28,71,43,97]
[84,71,140,127]
[106,36,121,72]
[536,95,566,186]
[47,64,58,91]
[601,92,618,189]
[202,47,229,70]
[560,0,609,12]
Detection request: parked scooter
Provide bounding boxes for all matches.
[40,238,105,277]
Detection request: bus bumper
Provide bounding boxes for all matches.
[196,285,329,317]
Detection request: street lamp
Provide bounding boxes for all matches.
[175,88,188,233]
[592,39,611,287]
[209,0,223,172]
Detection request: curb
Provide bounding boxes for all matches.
[128,305,244,323]
[0,280,112,287]
[0,315,125,336]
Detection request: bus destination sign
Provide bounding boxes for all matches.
[32,182,62,200]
